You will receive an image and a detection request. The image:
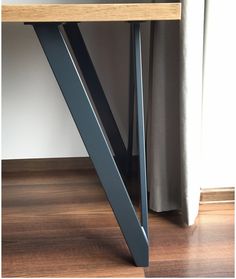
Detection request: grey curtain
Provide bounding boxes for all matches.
[147,0,205,225]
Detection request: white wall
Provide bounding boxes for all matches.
[202,0,236,188]
[2,22,130,159]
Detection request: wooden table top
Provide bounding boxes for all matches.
[2,3,181,22]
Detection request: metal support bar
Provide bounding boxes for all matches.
[63,23,127,177]
[132,23,149,236]
[127,24,135,176]
[33,23,148,267]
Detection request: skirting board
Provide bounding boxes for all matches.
[200,187,235,204]
[2,157,93,172]
[2,158,235,204]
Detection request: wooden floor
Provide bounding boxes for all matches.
[2,169,235,277]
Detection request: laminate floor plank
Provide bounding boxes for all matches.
[2,170,144,277]
[2,170,234,277]
[145,205,234,277]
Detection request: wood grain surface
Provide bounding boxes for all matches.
[2,3,181,22]
[201,187,235,203]
[2,157,93,173]
[145,203,234,277]
[2,170,234,277]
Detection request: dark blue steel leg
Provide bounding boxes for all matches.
[32,23,148,267]
[132,23,149,236]
[127,24,135,176]
[63,23,127,178]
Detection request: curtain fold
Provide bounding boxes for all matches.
[147,0,205,225]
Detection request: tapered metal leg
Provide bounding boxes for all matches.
[33,23,148,267]
[132,23,149,236]
[127,24,135,176]
[63,23,127,177]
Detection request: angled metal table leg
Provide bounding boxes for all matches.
[127,24,135,176]
[132,22,149,236]
[63,23,127,177]
[32,23,148,267]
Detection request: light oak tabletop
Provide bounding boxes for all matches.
[2,3,181,22]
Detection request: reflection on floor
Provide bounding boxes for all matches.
[2,170,234,277]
